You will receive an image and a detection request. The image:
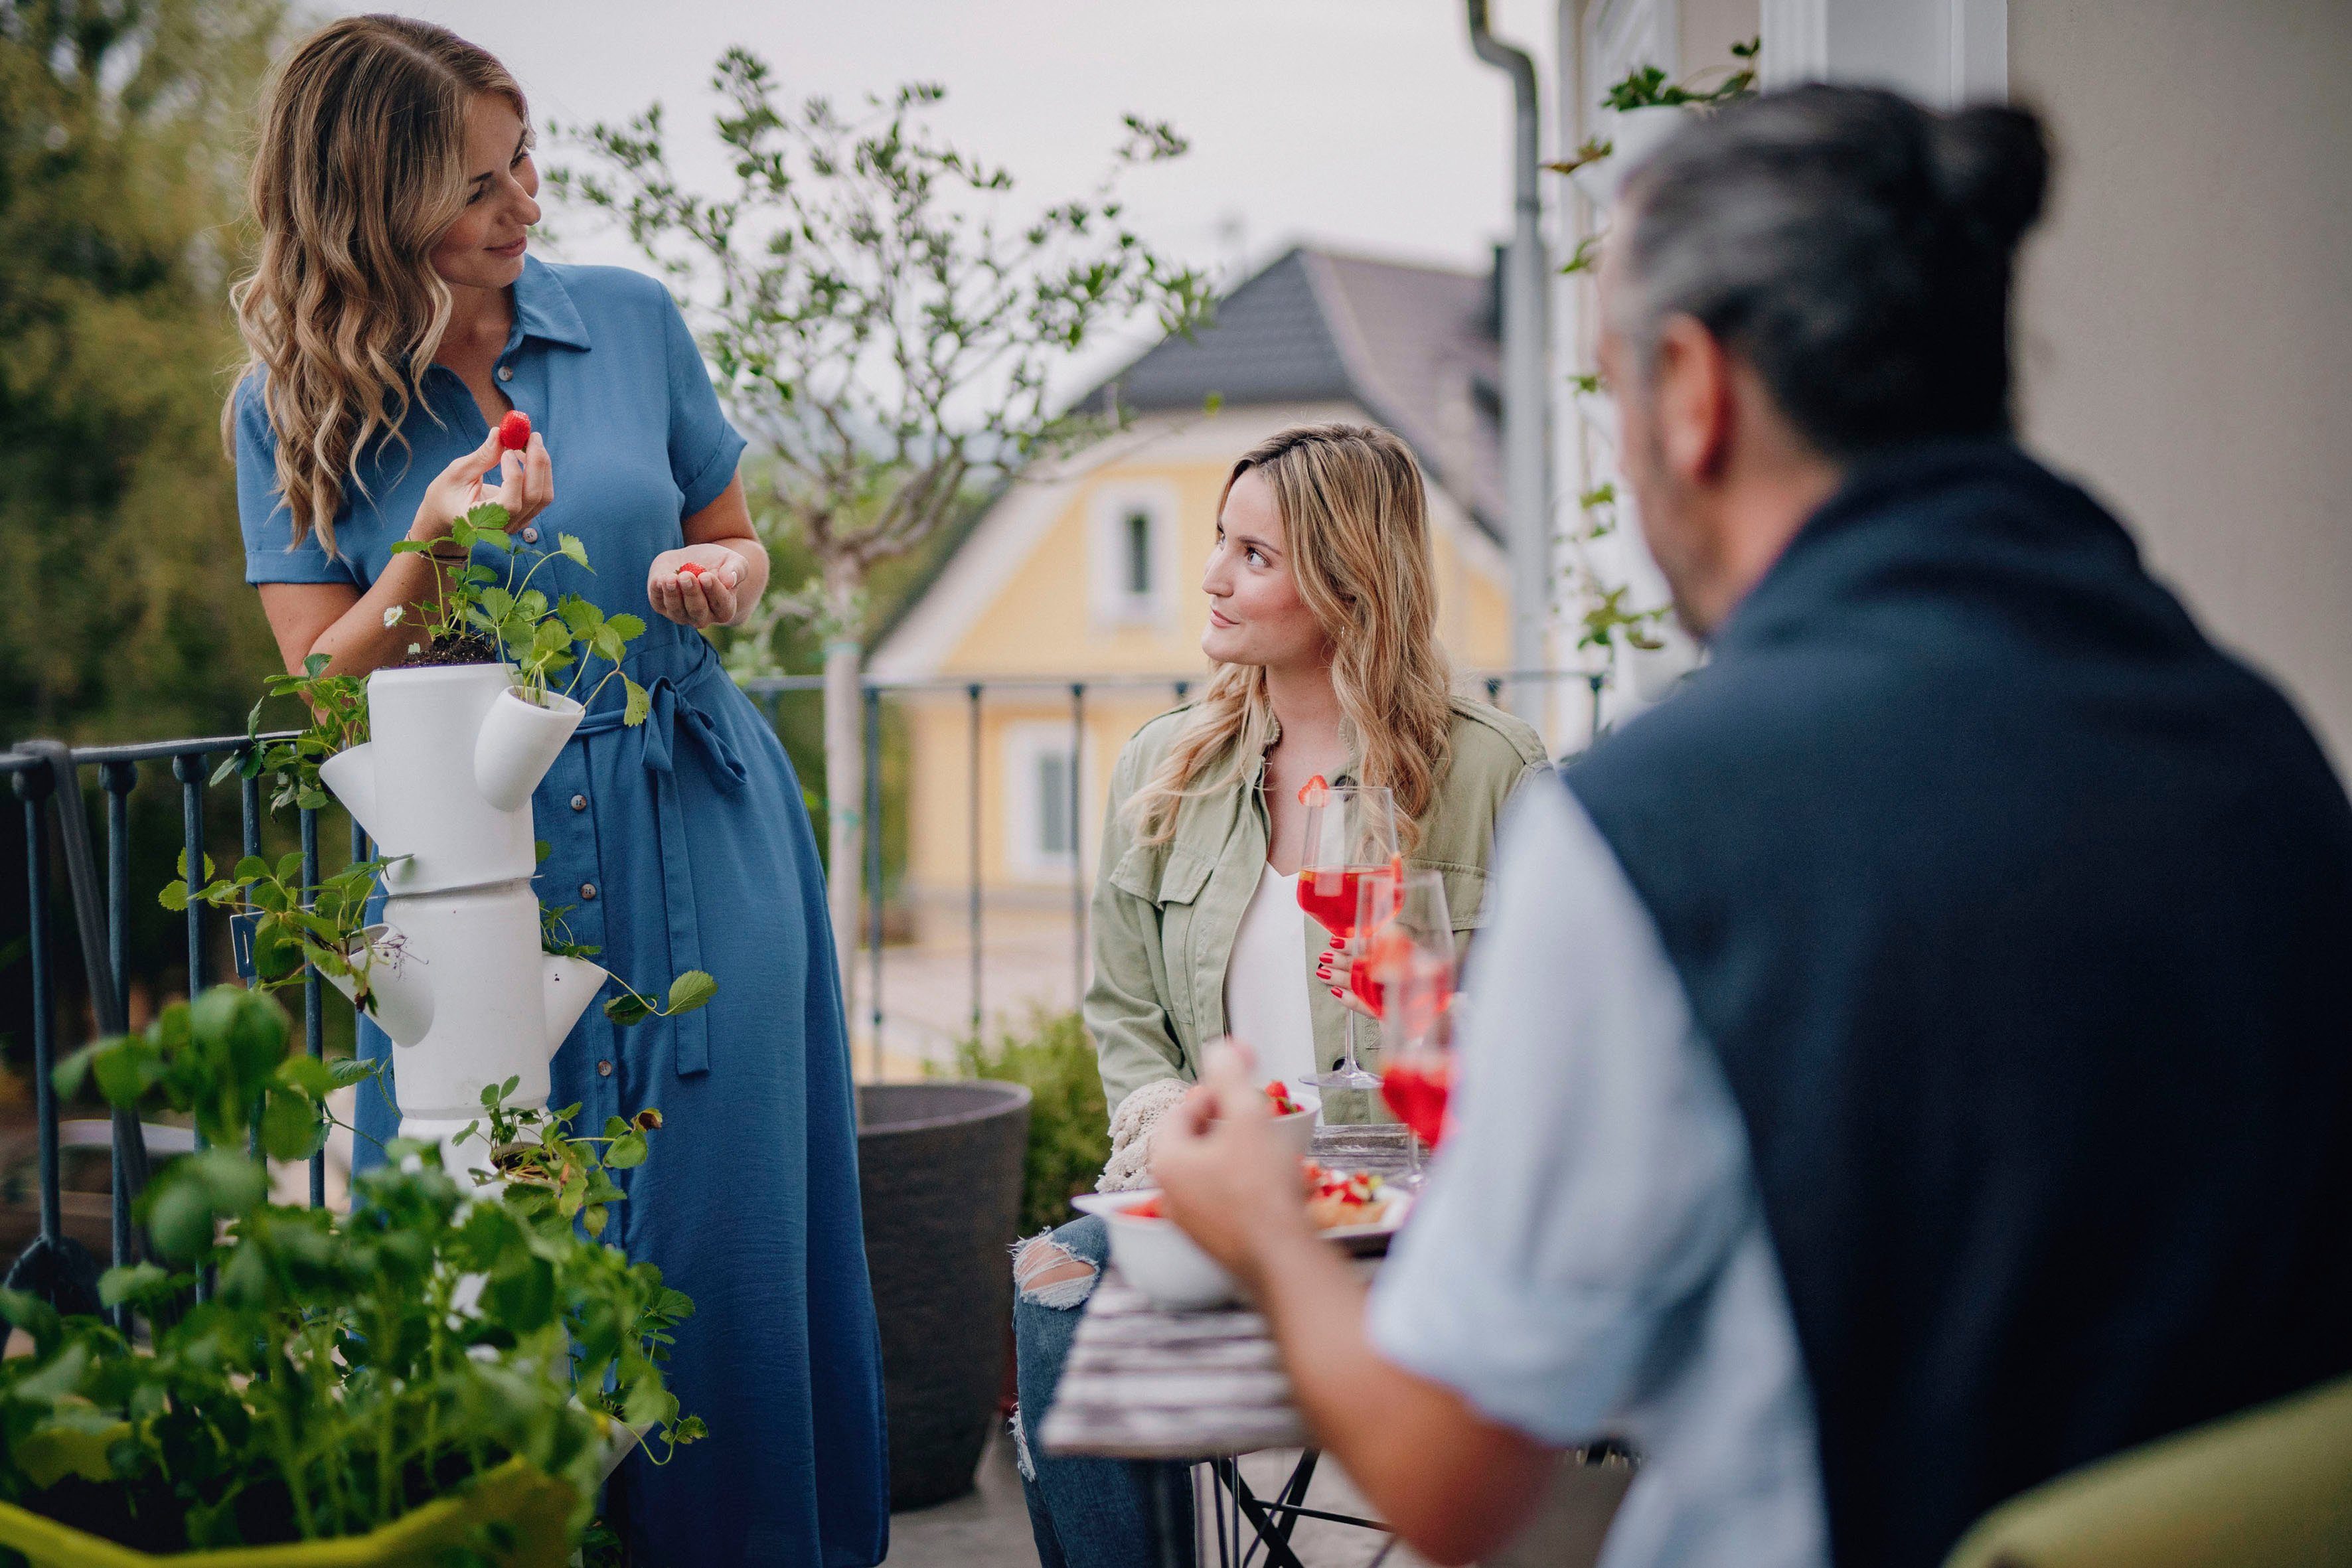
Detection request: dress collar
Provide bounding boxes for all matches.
[510,254,592,351]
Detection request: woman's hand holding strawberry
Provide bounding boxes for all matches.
[650,545,750,628]
[406,417,551,548]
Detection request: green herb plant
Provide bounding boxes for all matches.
[0,986,700,1555]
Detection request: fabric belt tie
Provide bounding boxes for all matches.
[574,661,746,1077]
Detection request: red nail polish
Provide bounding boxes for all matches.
[1329,988,1342,998]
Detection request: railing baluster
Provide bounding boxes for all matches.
[967,683,982,1042]
[864,686,884,1083]
[301,807,323,1208]
[1069,682,1085,1013]
[174,755,206,1002]
[99,760,135,1322]
[15,769,60,1259]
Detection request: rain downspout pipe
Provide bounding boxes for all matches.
[1466,0,1553,726]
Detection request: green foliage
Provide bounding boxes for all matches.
[1577,584,1668,655]
[600,969,720,1030]
[212,652,368,814]
[0,0,291,746]
[552,54,1215,676]
[388,506,650,721]
[1601,38,1759,112]
[947,1010,1109,1235]
[3,986,701,1552]
[161,846,390,1011]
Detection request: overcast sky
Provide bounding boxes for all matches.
[340,0,1565,390]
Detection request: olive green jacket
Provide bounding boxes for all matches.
[1085,696,1551,1113]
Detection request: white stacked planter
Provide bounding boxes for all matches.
[319,664,605,1180]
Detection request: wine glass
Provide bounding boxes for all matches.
[1296,783,1399,1094]
[1361,869,1456,1174]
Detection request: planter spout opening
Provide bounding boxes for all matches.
[319,744,384,844]
[543,954,608,1059]
[475,687,585,813]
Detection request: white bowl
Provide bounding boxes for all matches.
[1269,1107,1316,1162]
[1071,1189,1237,1310]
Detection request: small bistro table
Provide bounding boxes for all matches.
[1036,1126,1419,1568]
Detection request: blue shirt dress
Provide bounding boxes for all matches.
[235,256,889,1568]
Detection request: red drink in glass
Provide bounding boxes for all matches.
[1380,1053,1454,1150]
[1298,864,1391,941]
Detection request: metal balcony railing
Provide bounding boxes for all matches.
[0,666,1607,1321]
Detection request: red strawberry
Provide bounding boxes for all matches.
[676,562,708,579]
[497,410,532,451]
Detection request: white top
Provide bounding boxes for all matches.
[1222,862,1319,1089]
[1367,783,1829,1568]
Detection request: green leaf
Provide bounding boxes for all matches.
[159,880,190,912]
[15,1413,128,1489]
[261,1087,327,1161]
[605,991,653,1028]
[557,532,590,568]
[606,613,647,642]
[623,675,651,728]
[605,1132,648,1170]
[144,1149,269,1260]
[666,971,718,1016]
[98,1261,171,1308]
[275,1053,339,1099]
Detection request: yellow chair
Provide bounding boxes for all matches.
[1943,1373,2352,1568]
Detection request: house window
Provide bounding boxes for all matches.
[1124,510,1154,599]
[1006,723,1081,877]
[1091,485,1177,627]
[1037,749,1075,858]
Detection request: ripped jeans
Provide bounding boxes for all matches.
[1013,1215,1194,1568]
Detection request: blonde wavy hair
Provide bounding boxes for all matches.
[1128,424,1455,852]
[222,16,528,559]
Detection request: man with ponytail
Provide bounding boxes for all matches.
[1155,86,2352,1568]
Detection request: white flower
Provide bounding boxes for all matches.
[383,605,406,628]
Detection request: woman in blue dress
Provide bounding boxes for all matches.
[224,19,888,1566]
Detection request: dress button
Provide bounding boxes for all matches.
[521,525,539,544]
[570,794,587,811]
[497,365,514,382]
[581,882,598,900]
[597,1059,613,1077]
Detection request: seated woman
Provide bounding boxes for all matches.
[1012,423,1549,1567]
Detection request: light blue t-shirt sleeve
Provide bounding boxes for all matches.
[234,378,359,588]
[659,293,746,517]
[1366,781,1757,1445]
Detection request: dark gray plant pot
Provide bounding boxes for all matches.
[858,1079,1032,1511]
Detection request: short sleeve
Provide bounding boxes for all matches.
[659,293,746,516]
[234,378,358,587]
[1366,782,1757,1444]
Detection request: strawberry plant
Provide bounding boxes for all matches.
[390,505,651,724]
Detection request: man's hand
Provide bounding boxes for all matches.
[1156,1041,1557,1567]
[1153,1042,1314,1291]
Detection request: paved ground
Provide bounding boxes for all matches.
[888,1429,1435,1568]
[852,909,1090,1079]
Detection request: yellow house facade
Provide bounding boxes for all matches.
[868,248,1517,945]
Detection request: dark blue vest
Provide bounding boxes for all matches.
[1566,442,2352,1568]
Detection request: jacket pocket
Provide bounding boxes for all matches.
[1109,844,1215,907]
[1410,859,1488,933]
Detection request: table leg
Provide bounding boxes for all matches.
[1155,1460,1194,1568]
